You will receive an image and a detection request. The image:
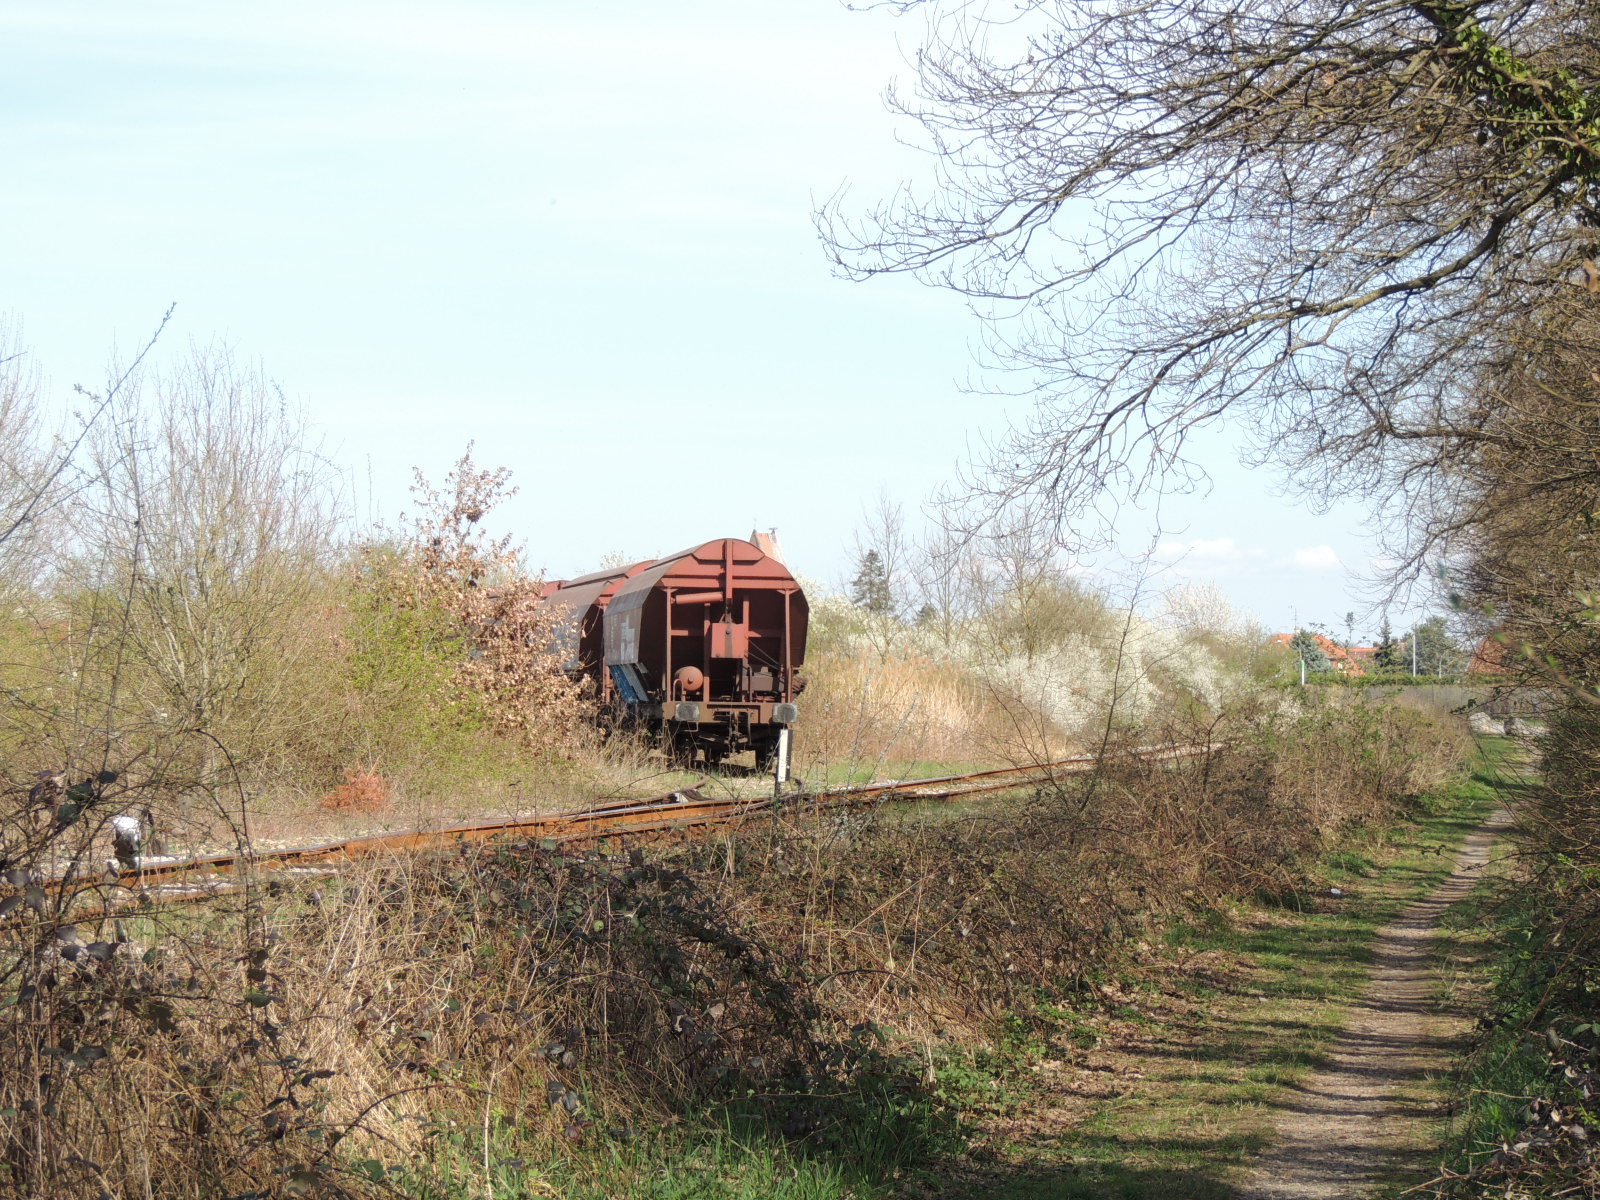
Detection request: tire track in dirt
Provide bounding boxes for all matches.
[1234,808,1513,1199]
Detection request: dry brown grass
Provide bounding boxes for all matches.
[797,647,993,768]
[0,696,1471,1199]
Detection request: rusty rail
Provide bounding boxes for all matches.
[20,742,1219,910]
[76,790,750,888]
[813,741,1213,804]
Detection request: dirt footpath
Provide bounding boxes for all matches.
[1234,809,1513,1199]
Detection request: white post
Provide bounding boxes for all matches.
[772,727,791,792]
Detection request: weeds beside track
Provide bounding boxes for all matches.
[24,742,1217,911]
[0,702,1472,1200]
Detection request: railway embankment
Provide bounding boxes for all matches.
[0,696,1474,1199]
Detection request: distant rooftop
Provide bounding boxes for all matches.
[1270,631,1377,675]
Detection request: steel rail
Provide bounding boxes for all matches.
[48,792,751,887]
[811,741,1214,804]
[17,742,1220,909]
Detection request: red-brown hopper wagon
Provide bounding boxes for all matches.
[542,536,808,774]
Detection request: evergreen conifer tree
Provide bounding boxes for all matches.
[1374,618,1407,672]
[1290,630,1331,673]
[850,549,893,615]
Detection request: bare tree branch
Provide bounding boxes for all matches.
[822,0,1600,542]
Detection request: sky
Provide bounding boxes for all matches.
[0,1,1438,640]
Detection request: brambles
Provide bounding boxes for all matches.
[0,325,1484,1196]
[319,768,391,813]
[0,696,1464,1199]
[1409,299,1600,1195]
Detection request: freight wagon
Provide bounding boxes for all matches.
[542,535,807,775]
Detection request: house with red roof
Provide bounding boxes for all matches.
[1269,632,1378,676]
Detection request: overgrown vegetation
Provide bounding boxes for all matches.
[1418,878,1600,1194]
[932,754,1502,1200]
[1412,738,1600,1196]
[0,336,594,862]
[0,681,1469,1198]
[822,0,1600,1190]
[1385,295,1600,1195]
[0,313,1498,1198]
[8,0,1599,1190]
[807,513,1280,773]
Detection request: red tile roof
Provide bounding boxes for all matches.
[1269,632,1377,675]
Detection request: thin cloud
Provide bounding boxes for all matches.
[1155,536,1267,563]
[1287,544,1344,571]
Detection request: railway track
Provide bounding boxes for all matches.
[18,742,1216,912]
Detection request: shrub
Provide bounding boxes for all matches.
[0,689,1469,1198]
[319,767,391,813]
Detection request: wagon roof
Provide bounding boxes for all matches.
[540,560,653,616]
[610,537,803,608]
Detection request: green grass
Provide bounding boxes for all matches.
[1383,737,1600,1193]
[799,759,998,788]
[1379,744,1525,1191]
[395,1092,956,1200]
[936,745,1507,1199]
[398,1121,861,1200]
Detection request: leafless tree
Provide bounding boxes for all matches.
[823,0,1600,548]
[1444,295,1600,665]
[907,521,981,647]
[0,324,51,598]
[0,312,176,601]
[74,346,344,767]
[963,499,1109,664]
[851,489,913,618]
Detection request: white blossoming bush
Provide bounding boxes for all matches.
[797,574,1272,773]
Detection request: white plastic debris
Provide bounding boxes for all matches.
[1468,711,1507,736]
[111,814,147,869]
